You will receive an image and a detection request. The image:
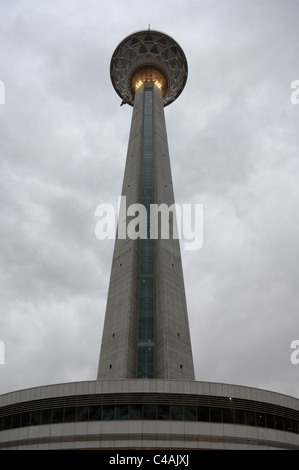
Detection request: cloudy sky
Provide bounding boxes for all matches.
[0,0,299,399]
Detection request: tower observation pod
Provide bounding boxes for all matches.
[97,30,195,380]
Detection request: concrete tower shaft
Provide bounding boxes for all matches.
[97,31,194,380]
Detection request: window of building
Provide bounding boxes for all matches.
[116,404,129,420]
[130,404,143,419]
[197,406,209,422]
[143,404,156,420]
[102,405,115,421]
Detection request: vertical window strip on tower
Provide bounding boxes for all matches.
[137,87,154,378]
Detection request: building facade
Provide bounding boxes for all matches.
[1,380,299,449]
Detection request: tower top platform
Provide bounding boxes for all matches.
[110,29,188,107]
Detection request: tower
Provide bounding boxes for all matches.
[97,29,195,380]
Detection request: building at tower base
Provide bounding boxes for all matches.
[1,379,299,450]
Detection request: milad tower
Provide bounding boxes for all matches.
[97,28,195,381]
[1,30,299,451]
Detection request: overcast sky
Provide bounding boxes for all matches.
[0,0,299,399]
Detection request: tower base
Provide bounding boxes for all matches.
[1,379,299,450]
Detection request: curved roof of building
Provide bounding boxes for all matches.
[1,380,299,449]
